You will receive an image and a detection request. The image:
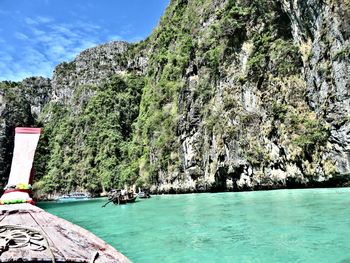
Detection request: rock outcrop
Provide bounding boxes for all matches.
[51,41,130,103]
[283,0,350,175]
[131,0,350,193]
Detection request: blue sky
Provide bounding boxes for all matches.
[0,0,170,81]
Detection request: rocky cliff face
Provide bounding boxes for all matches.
[0,0,349,195]
[51,41,130,103]
[283,0,350,175]
[130,0,350,193]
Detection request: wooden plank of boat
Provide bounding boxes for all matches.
[0,203,131,263]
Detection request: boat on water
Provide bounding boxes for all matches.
[103,189,137,206]
[137,187,151,199]
[56,192,91,202]
[138,188,151,199]
[118,194,137,204]
[0,127,131,262]
[138,191,151,198]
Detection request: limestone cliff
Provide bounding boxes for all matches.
[0,0,349,195]
[283,0,350,175]
[129,0,349,193]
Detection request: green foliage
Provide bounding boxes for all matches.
[289,114,330,155]
[120,0,206,185]
[29,0,329,194]
[316,62,331,76]
[0,82,34,126]
[56,62,76,75]
[248,34,302,80]
[121,0,308,186]
[0,81,36,186]
[201,46,223,76]
[271,102,289,121]
[219,2,252,51]
[245,0,302,81]
[34,74,144,194]
[245,144,270,166]
[270,39,303,76]
[240,111,261,127]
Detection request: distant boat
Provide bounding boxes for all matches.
[103,189,137,206]
[138,191,151,199]
[56,192,91,202]
[118,194,137,204]
[138,188,151,199]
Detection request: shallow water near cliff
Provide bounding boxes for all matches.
[39,188,350,263]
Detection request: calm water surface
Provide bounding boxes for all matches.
[38,188,350,263]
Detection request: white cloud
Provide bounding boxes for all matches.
[0,14,131,81]
[24,17,38,25]
[32,28,46,36]
[0,52,13,63]
[75,21,101,32]
[50,24,79,38]
[49,45,65,55]
[107,35,122,41]
[24,16,53,25]
[37,16,53,23]
[14,32,29,40]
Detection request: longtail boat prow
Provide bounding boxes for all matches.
[0,127,131,263]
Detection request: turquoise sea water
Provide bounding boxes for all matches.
[39,188,350,263]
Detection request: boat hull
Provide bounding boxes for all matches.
[56,197,90,202]
[111,195,137,205]
[138,191,151,199]
[0,203,131,263]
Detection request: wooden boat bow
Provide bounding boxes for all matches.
[0,203,131,263]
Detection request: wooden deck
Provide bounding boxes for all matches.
[0,203,131,262]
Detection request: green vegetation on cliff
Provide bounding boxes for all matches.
[3,0,343,195]
[34,74,144,195]
[0,81,36,187]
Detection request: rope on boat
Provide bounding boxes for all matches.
[0,224,56,263]
[1,210,100,262]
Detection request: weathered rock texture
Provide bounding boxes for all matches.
[129,0,349,193]
[51,41,130,102]
[283,0,350,175]
[0,0,349,195]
